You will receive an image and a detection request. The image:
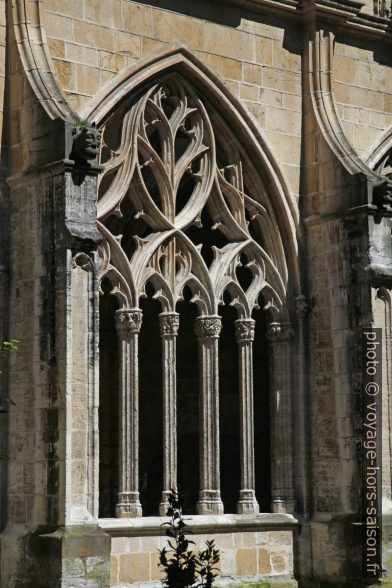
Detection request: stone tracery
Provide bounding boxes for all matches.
[97,74,286,315]
[96,72,292,516]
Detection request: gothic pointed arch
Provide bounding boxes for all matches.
[91,47,299,313]
[94,48,301,517]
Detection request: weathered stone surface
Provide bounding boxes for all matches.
[2,1,392,587]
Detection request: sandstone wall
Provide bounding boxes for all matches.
[42,0,302,197]
[334,39,392,159]
[2,1,392,587]
[108,528,295,587]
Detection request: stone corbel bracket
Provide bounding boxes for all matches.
[12,0,74,120]
[303,0,390,214]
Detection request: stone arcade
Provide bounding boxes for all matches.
[0,0,392,586]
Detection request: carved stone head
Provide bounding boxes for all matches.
[71,122,101,162]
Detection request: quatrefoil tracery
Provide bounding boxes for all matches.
[97,74,287,318]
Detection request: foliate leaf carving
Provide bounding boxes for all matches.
[194,316,222,339]
[235,319,256,342]
[115,309,143,335]
[159,313,180,337]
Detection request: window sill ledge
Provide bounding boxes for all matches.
[99,513,298,537]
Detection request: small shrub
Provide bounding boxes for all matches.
[159,490,220,588]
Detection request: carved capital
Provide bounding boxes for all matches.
[194,316,222,339]
[115,309,142,335]
[235,319,255,343]
[159,313,180,337]
[295,294,309,320]
[267,322,294,343]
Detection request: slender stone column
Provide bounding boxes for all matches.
[235,318,259,514]
[194,316,224,515]
[267,321,296,514]
[159,312,179,516]
[115,308,143,518]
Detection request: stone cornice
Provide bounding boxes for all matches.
[350,10,392,40]
[302,0,364,28]
[218,0,301,19]
[218,0,392,43]
[304,204,392,225]
[99,512,298,537]
[6,159,104,188]
[303,0,392,42]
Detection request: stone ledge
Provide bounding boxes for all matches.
[99,513,298,537]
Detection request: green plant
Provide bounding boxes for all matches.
[73,118,90,130]
[158,490,220,588]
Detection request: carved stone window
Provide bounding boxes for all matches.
[97,73,292,517]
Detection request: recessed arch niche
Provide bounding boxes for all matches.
[94,47,300,517]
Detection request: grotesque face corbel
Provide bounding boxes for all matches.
[71,121,102,163]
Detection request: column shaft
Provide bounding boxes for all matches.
[115,309,142,518]
[235,319,259,514]
[194,316,224,515]
[159,312,179,516]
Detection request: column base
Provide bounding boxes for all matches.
[116,492,142,518]
[237,490,259,514]
[159,491,173,517]
[197,490,224,515]
[272,498,296,514]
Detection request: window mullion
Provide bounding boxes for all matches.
[235,318,259,514]
[194,315,224,515]
[159,312,179,516]
[115,308,143,518]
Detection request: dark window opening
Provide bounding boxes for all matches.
[139,288,163,516]
[99,278,119,518]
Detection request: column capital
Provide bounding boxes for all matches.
[194,315,222,339]
[267,321,295,343]
[115,309,142,335]
[159,312,180,337]
[235,318,255,343]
